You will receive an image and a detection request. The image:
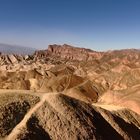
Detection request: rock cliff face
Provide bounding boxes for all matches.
[34,44,103,61]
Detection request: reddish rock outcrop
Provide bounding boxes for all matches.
[34,44,103,61]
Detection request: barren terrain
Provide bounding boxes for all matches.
[0,44,140,140]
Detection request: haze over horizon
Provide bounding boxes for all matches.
[0,0,140,51]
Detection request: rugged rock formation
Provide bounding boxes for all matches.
[0,44,140,140]
[34,44,103,61]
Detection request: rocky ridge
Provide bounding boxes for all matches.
[1,92,140,140]
[34,44,103,61]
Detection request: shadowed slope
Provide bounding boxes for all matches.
[1,93,139,140]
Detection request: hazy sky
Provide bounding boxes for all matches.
[0,0,140,51]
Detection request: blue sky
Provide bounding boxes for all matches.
[0,0,140,51]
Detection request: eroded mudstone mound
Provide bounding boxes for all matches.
[0,92,40,138]
[5,93,140,140]
[65,80,98,103]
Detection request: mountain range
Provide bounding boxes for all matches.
[0,43,35,55]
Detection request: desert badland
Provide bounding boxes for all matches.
[0,44,139,140]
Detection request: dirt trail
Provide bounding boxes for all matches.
[92,103,125,111]
[6,93,49,140]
